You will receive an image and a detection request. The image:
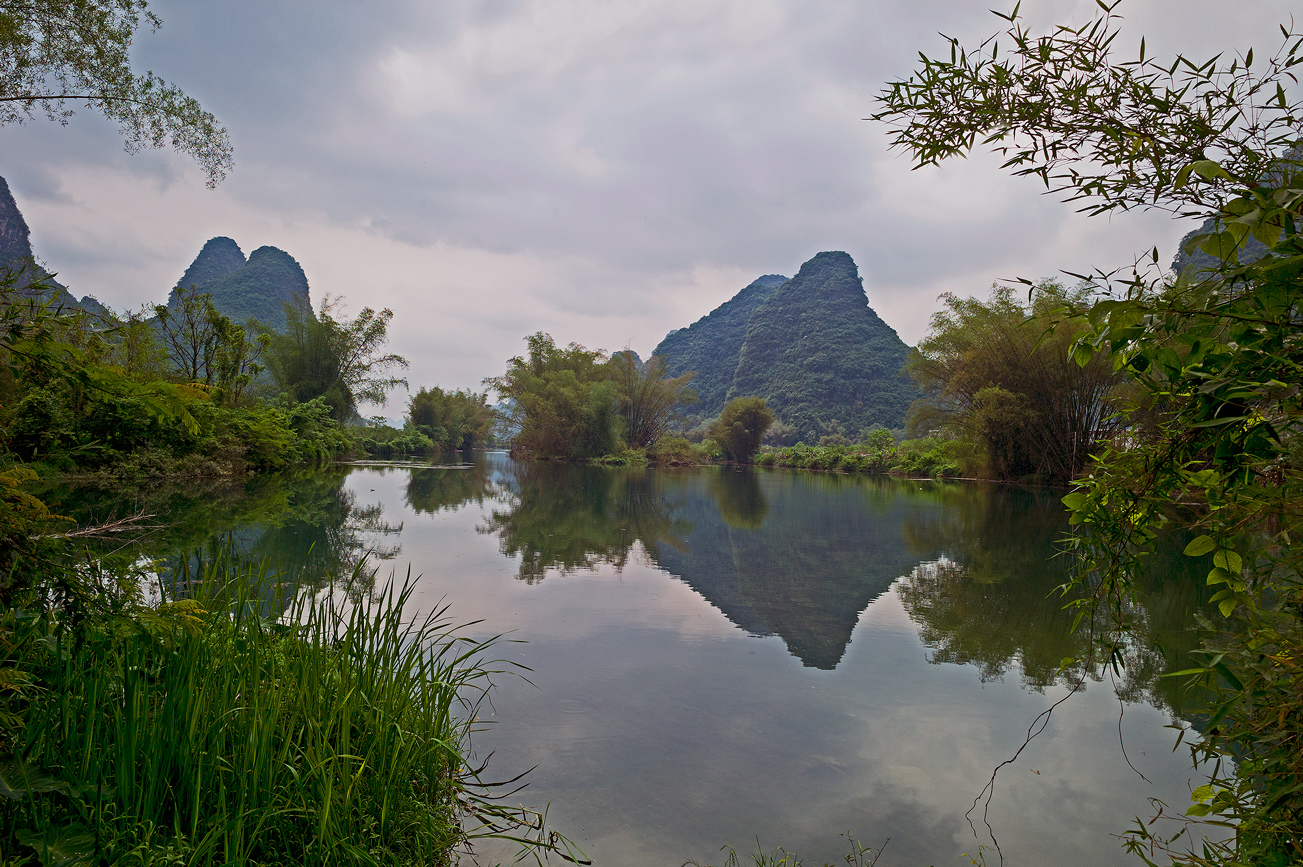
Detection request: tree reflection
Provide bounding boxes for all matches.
[405,461,498,514]
[40,467,405,603]
[708,468,769,529]
[479,462,691,583]
[895,484,1211,716]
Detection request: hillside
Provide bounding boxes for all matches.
[0,174,109,315]
[651,274,787,423]
[652,253,917,439]
[730,252,916,438]
[169,240,310,330]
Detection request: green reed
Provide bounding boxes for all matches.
[0,555,577,867]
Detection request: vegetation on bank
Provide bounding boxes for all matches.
[877,2,1303,863]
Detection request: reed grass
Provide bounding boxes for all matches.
[0,555,578,867]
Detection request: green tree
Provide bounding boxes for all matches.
[877,3,1303,863]
[908,281,1128,483]
[408,386,493,450]
[0,0,232,186]
[607,351,697,450]
[486,333,620,460]
[268,298,407,421]
[708,397,773,463]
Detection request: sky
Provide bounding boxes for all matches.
[0,0,1297,411]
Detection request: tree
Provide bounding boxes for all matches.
[0,0,232,186]
[908,281,1128,483]
[486,333,620,460]
[608,351,697,450]
[268,297,407,421]
[154,285,222,385]
[708,397,773,463]
[408,386,494,450]
[877,4,1303,863]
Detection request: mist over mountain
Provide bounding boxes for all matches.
[654,252,917,439]
[170,239,311,330]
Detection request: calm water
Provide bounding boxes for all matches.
[45,453,1212,867]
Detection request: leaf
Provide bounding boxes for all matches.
[1218,597,1238,617]
[1207,567,1230,586]
[1061,492,1088,510]
[1212,549,1243,573]
[0,757,67,801]
[1184,535,1216,557]
[1189,159,1233,181]
[15,826,95,867]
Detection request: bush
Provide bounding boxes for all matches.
[707,397,774,463]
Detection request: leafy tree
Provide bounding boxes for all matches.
[408,386,493,450]
[707,397,773,463]
[486,333,620,460]
[607,351,697,449]
[908,281,1128,483]
[877,3,1303,863]
[267,298,407,421]
[0,0,232,186]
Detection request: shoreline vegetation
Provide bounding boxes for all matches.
[0,278,583,866]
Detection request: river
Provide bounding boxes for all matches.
[42,451,1213,867]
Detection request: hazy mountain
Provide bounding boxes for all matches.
[651,274,787,423]
[169,240,311,330]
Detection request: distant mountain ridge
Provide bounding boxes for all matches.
[653,252,917,438]
[171,237,311,330]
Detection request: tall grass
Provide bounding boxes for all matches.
[0,556,579,866]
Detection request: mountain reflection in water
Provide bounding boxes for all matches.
[42,452,1209,714]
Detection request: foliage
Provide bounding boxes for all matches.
[154,286,269,405]
[0,547,582,866]
[267,297,407,422]
[877,2,1303,863]
[608,351,697,449]
[0,0,232,186]
[907,281,1129,483]
[356,424,437,459]
[756,429,898,475]
[486,333,621,460]
[1,275,358,478]
[408,386,493,451]
[708,397,774,463]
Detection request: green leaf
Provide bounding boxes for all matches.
[1061,492,1088,510]
[1213,549,1243,573]
[1190,159,1233,181]
[1199,231,1241,261]
[1207,567,1229,586]
[15,826,95,867]
[0,757,67,801]
[1183,535,1216,557]
[1218,597,1238,617]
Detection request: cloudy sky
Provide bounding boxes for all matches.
[0,0,1296,408]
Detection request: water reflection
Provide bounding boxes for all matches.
[478,461,692,583]
[43,455,1210,712]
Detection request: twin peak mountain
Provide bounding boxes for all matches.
[654,251,917,437]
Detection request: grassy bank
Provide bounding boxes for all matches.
[0,554,573,866]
